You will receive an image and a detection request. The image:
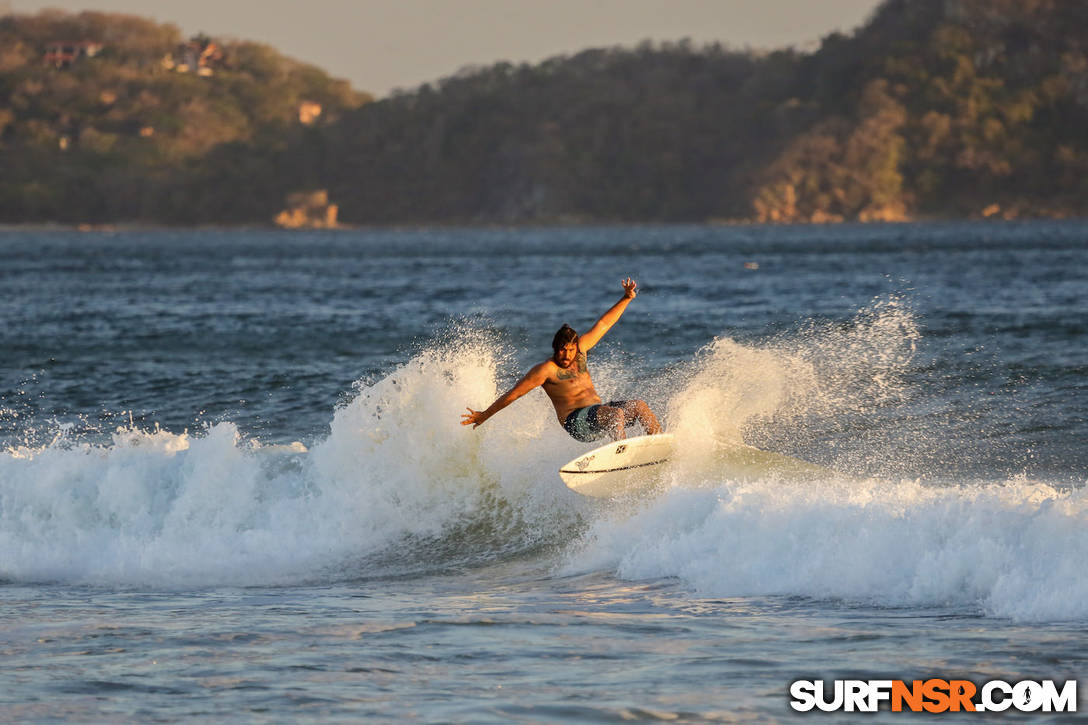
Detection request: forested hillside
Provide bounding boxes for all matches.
[318,0,1088,224]
[2,1,1086,225]
[0,10,368,223]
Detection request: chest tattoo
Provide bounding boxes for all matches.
[556,352,587,380]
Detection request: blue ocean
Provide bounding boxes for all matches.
[1,222,1085,721]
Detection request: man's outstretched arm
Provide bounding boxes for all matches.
[461,363,551,429]
[578,277,638,351]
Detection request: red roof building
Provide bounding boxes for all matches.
[44,41,104,69]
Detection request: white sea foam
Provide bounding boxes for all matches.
[0,334,583,587]
[3,303,1083,624]
[563,474,1088,621]
[667,296,919,449]
[563,299,1088,622]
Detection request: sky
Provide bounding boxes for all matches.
[12,1,882,96]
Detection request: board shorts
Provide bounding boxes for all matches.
[562,400,637,443]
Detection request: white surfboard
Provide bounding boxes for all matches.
[559,433,675,498]
[560,434,839,498]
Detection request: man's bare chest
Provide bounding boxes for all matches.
[545,353,591,389]
[557,354,587,380]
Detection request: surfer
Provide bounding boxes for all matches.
[461,277,662,442]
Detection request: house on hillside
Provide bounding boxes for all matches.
[44,41,103,68]
[298,101,322,125]
[162,36,223,76]
[275,190,339,229]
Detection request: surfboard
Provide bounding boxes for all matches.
[559,433,675,498]
[560,434,839,498]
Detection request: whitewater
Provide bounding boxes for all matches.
[1,223,1085,721]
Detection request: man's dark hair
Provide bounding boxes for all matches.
[552,324,578,353]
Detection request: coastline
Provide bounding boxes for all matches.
[1,213,1085,234]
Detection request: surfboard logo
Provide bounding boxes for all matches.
[575,455,595,470]
[615,445,627,455]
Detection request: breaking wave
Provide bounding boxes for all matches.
[3,299,1084,621]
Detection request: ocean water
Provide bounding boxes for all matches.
[1,222,1085,722]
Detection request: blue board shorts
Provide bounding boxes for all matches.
[563,400,636,442]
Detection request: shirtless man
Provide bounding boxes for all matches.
[461,278,662,442]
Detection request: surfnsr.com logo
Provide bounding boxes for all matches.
[790,679,1077,713]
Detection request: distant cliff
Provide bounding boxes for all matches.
[2,1,1086,225]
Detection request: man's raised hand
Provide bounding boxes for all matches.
[461,407,485,428]
[622,277,638,299]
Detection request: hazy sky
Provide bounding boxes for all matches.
[14,1,881,96]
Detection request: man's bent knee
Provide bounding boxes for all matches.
[596,405,622,425]
[595,406,626,438]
